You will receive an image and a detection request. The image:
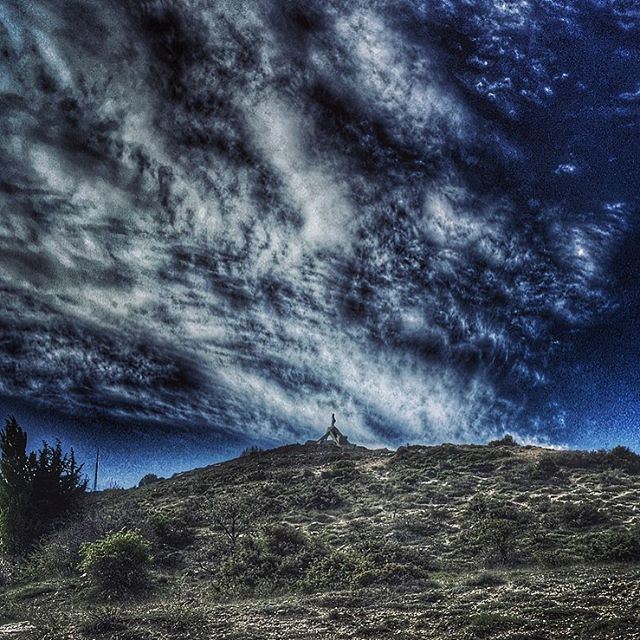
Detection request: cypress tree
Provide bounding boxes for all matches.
[0,417,32,553]
[0,417,87,554]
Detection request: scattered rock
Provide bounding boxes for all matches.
[0,622,36,637]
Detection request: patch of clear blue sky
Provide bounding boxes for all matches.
[2,394,637,488]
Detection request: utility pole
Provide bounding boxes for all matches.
[93,448,100,492]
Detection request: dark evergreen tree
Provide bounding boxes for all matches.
[0,417,87,554]
[0,417,32,553]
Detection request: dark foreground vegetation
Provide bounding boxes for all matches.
[1,421,640,638]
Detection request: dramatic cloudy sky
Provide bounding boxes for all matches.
[0,0,638,484]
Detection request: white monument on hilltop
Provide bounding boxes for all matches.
[314,413,353,447]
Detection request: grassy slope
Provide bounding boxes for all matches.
[1,442,640,639]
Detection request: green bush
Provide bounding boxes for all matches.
[467,494,521,521]
[392,514,438,540]
[213,523,373,597]
[552,501,608,528]
[355,538,436,573]
[138,473,163,487]
[303,482,344,510]
[355,561,430,589]
[533,455,561,480]
[22,540,76,580]
[608,446,640,473]
[589,527,640,563]
[0,554,16,587]
[150,511,194,550]
[469,612,521,637]
[261,523,307,557]
[552,448,640,474]
[465,495,531,567]
[214,524,315,596]
[488,434,519,447]
[214,537,269,596]
[79,530,152,594]
[466,572,505,587]
[240,446,264,457]
[78,606,127,635]
[303,550,369,591]
[533,547,576,568]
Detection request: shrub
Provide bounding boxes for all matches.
[150,511,194,550]
[261,523,307,557]
[346,537,435,590]
[22,540,76,580]
[240,446,264,457]
[214,537,270,596]
[476,518,524,567]
[355,538,436,573]
[300,546,378,592]
[469,613,521,637]
[392,514,438,541]
[79,530,152,594]
[78,606,127,635]
[466,572,505,587]
[468,495,520,521]
[608,446,640,473]
[37,503,150,568]
[302,548,369,592]
[356,561,430,589]
[609,445,633,458]
[533,455,561,480]
[214,524,370,597]
[589,527,640,563]
[321,460,360,483]
[489,434,519,447]
[138,473,163,487]
[213,523,311,594]
[0,554,16,587]
[551,448,640,474]
[465,495,530,567]
[304,482,344,511]
[534,548,574,568]
[553,501,608,528]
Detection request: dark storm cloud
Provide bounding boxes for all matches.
[0,0,636,447]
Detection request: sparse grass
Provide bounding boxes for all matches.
[1,442,640,638]
[468,612,524,636]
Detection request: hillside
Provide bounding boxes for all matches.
[2,441,640,639]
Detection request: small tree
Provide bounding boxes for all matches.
[0,416,87,554]
[209,496,255,547]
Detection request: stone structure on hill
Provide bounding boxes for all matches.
[314,413,353,447]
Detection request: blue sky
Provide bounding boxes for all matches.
[0,0,638,485]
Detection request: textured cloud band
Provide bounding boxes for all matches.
[0,0,636,447]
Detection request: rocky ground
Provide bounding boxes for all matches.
[1,441,640,639]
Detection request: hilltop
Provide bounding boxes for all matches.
[1,440,640,639]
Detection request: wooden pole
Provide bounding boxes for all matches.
[93,448,100,492]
